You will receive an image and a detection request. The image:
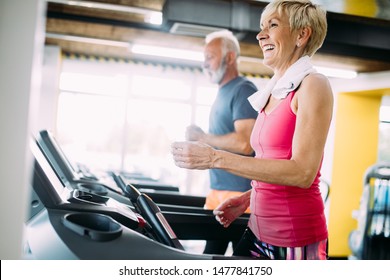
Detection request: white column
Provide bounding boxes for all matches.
[0,0,46,259]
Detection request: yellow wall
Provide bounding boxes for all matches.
[344,0,377,18]
[328,88,390,257]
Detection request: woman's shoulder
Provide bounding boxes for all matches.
[294,72,333,110]
[300,72,332,96]
[304,72,329,86]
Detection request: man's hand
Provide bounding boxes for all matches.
[185,125,206,141]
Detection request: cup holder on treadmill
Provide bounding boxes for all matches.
[76,182,109,196]
[62,212,122,241]
[67,189,110,205]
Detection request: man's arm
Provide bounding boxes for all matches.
[186,119,255,155]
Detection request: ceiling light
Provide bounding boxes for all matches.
[239,56,358,79]
[46,32,130,48]
[46,0,162,25]
[314,66,357,79]
[130,44,204,62]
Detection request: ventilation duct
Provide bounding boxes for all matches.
[162,0,263,39]
[169,22,226,37]
[162,0,390,63]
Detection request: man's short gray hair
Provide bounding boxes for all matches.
[205,29,240,58]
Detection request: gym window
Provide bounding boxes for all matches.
[56,56,215,195]
[55,55,265,195]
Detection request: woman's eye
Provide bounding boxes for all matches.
[259,22,278,32]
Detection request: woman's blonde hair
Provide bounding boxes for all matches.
[261,0,327,57]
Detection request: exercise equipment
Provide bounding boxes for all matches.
[25,134,249,259]
[349,162,390,259]
[37,130,179,196]
[36,130,214,216]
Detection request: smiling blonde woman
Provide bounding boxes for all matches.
[172,0,333,260]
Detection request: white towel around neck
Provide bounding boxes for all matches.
[248,55,316,112]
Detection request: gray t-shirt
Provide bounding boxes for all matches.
[209,76,258,192]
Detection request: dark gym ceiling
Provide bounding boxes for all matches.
[45,0,390,76]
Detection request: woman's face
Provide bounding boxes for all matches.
[256,12,298,72]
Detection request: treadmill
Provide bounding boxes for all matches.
[36,129,181,193]
[36,130,223,210]
[36,130,198,203]
[26,133,249,259]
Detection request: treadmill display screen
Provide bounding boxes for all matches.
[36,130,80,186]
[30,139,70,206]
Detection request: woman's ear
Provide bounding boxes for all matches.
[296,26,312,47]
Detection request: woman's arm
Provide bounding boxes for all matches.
[172,73,333,189]
[213,190,251,228]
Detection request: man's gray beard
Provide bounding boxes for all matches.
[203,59,227,84]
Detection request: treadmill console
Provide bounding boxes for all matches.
[26,136,212,259]
[26,131,249,260]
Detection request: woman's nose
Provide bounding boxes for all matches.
[256,30,267,41]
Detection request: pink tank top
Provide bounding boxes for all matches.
[248,91,328,247]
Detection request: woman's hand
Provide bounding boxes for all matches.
[171,141,217,170]
[213,192,250,228]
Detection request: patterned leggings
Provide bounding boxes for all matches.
[233,228,328,260]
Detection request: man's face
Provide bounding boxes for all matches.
[203,39,226,84]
